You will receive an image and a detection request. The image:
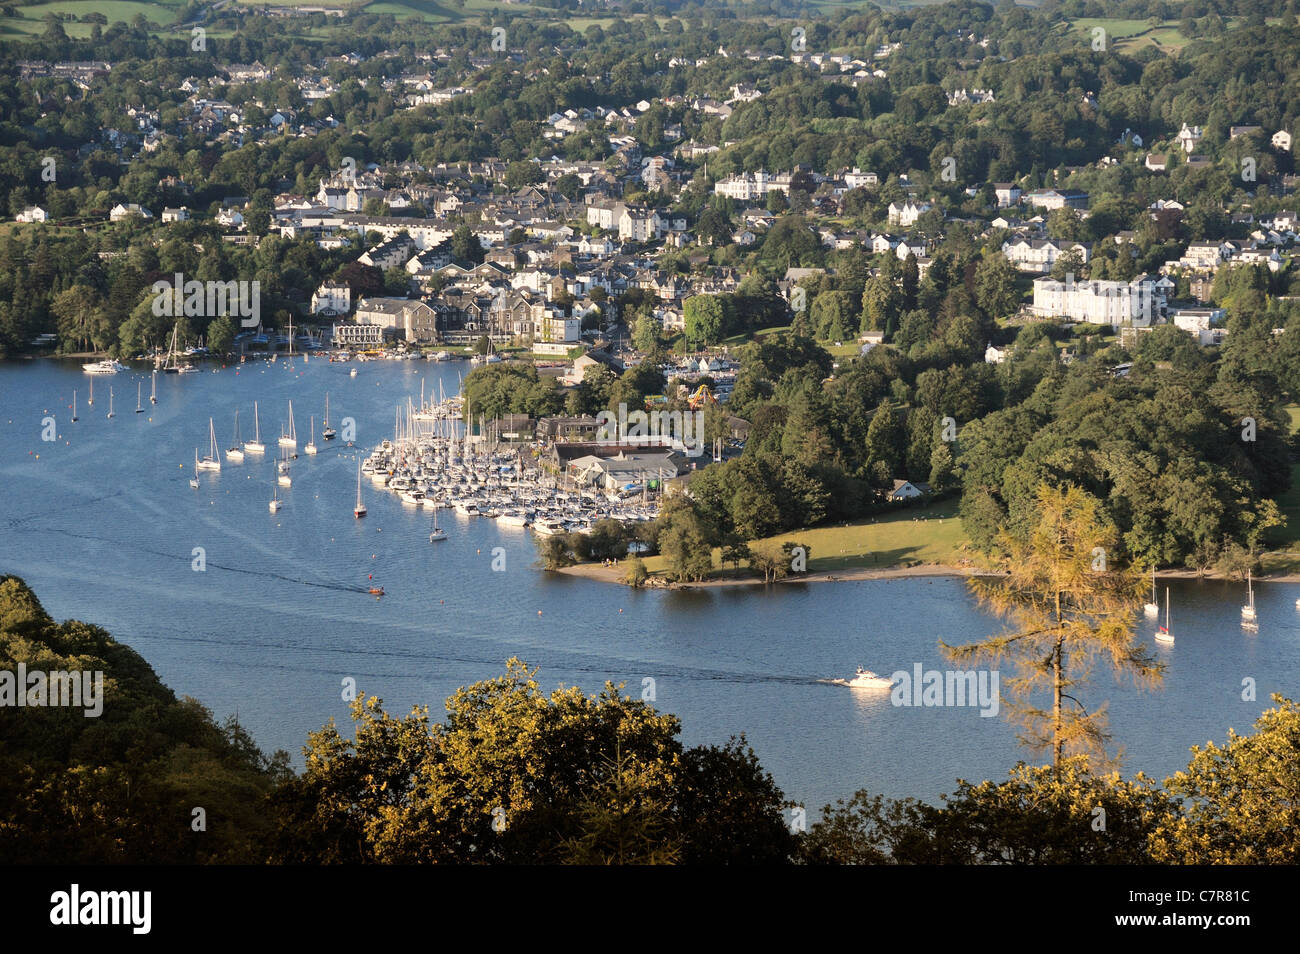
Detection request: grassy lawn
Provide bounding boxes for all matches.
[641,497,971,579]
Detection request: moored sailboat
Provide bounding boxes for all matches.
[323,392,336,441]
[244,401,266,454]
[226,410,245,462]
[135,381,143,414]
[1241,569,1257,623]
[1143,565,1159,617]
[197,418,222,471]
[305,416,318,455]
[106,386,115,419]
[354,458,367,518]
[278,400,297,449]
[1155,587,1174,644]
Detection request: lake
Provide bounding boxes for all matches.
[2,356,1297,814]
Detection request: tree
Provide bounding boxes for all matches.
[683,295,725,348]
[656,499,715,582]
[944,484,1164,769]
[505,161,544,190]
[863,398,904,480]
[1150,695,1300,864]
[268,659,794,864]
[974,253,1021,321]
[451,225,484,264]
[802,757,1175,864]
[207,316,236,355]
[632,314,663,354]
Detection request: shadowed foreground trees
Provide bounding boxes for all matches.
[0,576,291,864]
[803,698,1300,865]
[267,659,796,864]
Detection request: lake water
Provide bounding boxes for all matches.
[2,357,1298,814]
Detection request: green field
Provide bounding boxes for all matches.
[0,0,183,39]
[642,497,971,579]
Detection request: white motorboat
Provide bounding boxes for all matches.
[533,521,567,536]
[82,359,122,374]
[846,667,895,689]
[244,401,266,454]
[350,368,358,377]
[196,418,222,471]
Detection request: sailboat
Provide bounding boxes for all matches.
[150,370,157,404]
[305,416,318,455]
[106,386,115,418]
[1143,565,1159,617]
[269,480,282,513]
[244,401,266,454]
[278,400,297,449]
[71,389,78,422]
[87,376,94,406]
[277,448,292,487]
[1155,587,1174,644]
[322,393,336,441]
[429,501,446,542]
[163,324,181,374]
[135,381,143,414]
[189,451,200,489]
[1241,570,1257,624]
[226,410,245,462]
[353,458,367,518]
[197,418,222,471]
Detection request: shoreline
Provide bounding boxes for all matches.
[554,561,1300,589]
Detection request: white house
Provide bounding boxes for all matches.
[311,280,351,315]
[1176,123,1202,153]
[993,183,1022,208]
[1002,238,1092,273]
[887,200,931,227]
[15,206,47,223]
[161,207,189,223]
[888,480,931,501]
[1273,130,1293,152]
[331,321,383,348]
[844,168,879,189]
[1031,275,1166,326]
[109,203,152,222]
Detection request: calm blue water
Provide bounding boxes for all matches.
[2,357,1298,813]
